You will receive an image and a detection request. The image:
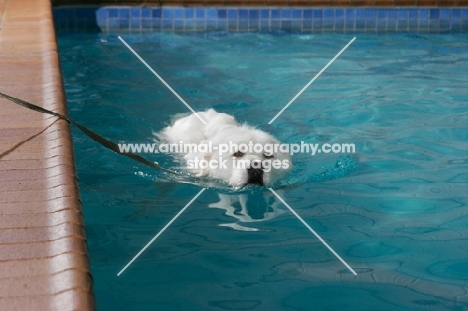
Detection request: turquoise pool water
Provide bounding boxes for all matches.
[59,32,468,310]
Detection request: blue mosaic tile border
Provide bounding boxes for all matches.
[53,6,468,33]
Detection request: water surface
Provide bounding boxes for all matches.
[59,32,468,310]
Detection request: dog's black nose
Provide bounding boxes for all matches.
[247,167,264,186]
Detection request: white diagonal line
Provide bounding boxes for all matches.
[117,188,206,276]
[268,37,356,124]
[268,188,357,276]
[118,36,207,125]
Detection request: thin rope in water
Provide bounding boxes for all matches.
[0,91,177,175]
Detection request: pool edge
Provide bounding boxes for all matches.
[0,0,96,310]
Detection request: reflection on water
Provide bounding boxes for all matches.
[209,190,285,231]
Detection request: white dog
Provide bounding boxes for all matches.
[157,109,291,187]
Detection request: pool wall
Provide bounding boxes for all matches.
[54,6,468,32]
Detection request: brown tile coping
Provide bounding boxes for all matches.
[50,0,467,5]
[0,0,95,310]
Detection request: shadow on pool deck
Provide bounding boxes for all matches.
[0,0,95,309]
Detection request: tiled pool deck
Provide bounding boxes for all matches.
[0,0,466,309]
[0,0,95,309]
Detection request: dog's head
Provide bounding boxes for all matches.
[194,125,292,188]
[158,109,292,188]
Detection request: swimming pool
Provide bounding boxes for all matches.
[58,31,468,310]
